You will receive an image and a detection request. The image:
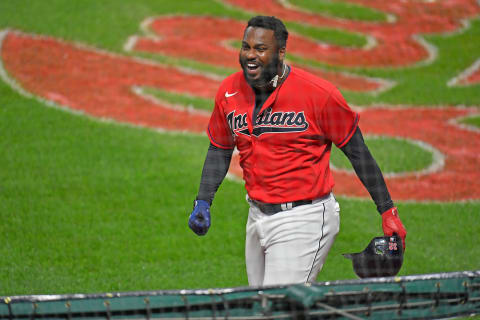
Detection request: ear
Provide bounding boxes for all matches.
[278,47,286,60]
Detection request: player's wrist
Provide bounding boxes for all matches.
[195,195,212,206]
[194,199,210,208]
[193,196,212,206]
[381,206,396,216]
[377,201,394,214]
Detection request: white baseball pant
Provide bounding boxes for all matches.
[245,193,340,286]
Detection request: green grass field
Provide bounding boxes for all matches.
[1,0,479,296]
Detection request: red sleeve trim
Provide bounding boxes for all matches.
[336,113,360,148]
[207,125,234,150]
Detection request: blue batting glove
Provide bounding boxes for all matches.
[188,200,211,236]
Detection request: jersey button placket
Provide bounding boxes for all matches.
[251,136,258,178]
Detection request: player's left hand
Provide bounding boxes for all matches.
[188,200,211,236]
[381,207,407,251]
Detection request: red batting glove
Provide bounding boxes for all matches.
[382,207,407,251]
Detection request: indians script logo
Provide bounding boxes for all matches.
[227,107,309,137]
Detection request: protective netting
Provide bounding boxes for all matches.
[1,270,479,320]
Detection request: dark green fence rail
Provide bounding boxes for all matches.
[2,270,479,319]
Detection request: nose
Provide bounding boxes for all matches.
[245,48,256,60]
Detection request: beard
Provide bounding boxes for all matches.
[239,52,281,90]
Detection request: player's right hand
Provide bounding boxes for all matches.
[188,200,211,236]
[381,207,406,251]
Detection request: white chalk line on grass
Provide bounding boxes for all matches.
[0,28,213,138]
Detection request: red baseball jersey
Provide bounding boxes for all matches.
[207,66,359,203]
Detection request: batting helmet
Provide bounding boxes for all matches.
[343,235,403,278]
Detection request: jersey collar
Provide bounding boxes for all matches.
[241,66,292,135]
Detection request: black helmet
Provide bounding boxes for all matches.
[343,235,403,278]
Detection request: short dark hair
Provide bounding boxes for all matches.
[246,16,289,49]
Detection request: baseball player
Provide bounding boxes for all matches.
[188,16,407,286]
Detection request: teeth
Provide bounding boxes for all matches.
[247,63,257,68]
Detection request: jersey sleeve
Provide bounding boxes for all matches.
[318,88,359,148]
[207,89,235,149]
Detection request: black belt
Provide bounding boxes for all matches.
[251,199,313,215]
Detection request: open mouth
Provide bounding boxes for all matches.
[245,62,261,76]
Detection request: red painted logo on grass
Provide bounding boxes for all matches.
[222,0,480,67]
[128,16,390,93]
